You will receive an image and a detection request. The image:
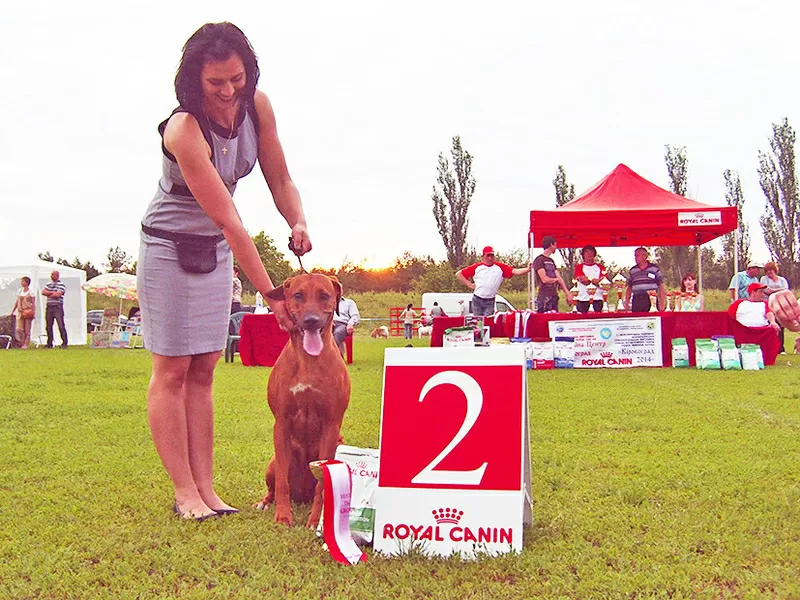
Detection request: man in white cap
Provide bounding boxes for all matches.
[728,261,762,301]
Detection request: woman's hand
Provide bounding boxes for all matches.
[290,223,312,256]
[267,297,294,331]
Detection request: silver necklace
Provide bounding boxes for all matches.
[208,116,236,155]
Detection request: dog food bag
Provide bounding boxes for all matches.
[671,338,689,368]
[527,338,554,370]
[740,344,764,370]
[717,338,742,370]
[553,336,575,369]
[316,445,380,545]
[443,326,475,348]
[695,339,721,370]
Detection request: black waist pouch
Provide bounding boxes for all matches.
[142,225,224,274]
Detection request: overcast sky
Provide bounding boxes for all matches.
[2,0,798,273]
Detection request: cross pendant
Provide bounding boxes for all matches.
[222,146,228,155]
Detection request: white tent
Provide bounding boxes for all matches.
[0,260,87,346]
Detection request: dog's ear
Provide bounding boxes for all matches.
[267,277,293,301]
[327,275,343,315]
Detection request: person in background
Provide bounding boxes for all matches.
[728,282,780,333]
[624,247,666,312]
[458,299,468,317]
[399,303,416,340]
[574,245,606,313]
[458,246,532,316]
[761,262,789,352]
[231,265,243,314]
[679,273,704,311]
[728,261,762,301]
[11,276,35,349]
[532,237,572,313]
[430,302,446,318]
[333,295,360,357]
[42,270,68,348]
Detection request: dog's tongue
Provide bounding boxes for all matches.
[302,329,324,356]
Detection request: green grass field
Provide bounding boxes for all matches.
[2,339,799,599]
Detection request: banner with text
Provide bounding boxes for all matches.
[548,317,663,368]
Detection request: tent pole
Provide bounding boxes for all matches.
[697,243,703,293]
[528,233,534,310]
[733,228,740,301]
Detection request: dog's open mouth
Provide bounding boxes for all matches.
[301,327,324,356]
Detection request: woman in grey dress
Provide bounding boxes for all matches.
[138,22,312,520]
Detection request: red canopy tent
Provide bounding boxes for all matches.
[529,164,738,248]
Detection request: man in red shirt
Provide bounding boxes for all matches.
[457,246,531,316]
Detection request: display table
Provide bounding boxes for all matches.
[238,313,353,367]
[430,312,780,366]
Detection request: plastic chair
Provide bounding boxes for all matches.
[225,311,248,363]
[0,335,11,349]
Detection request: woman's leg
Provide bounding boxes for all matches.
[147,353,216,518]
[184,350,236,512]
[22,319,32,348]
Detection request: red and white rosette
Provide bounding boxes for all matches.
[319,460,367,565]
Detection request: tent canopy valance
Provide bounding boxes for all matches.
[529,164,738,249]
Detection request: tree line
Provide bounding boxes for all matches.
[40,118,799,295]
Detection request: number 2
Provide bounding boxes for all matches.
[411,371,488,485]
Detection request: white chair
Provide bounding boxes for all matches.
[0,335,11,349]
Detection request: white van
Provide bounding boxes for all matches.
[421,292,516,317]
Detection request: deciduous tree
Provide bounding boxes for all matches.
[758,117,799,283]
[657,145,696,286]
[720,169,750,272]
[432,136,476,268]
[553,165,577,274]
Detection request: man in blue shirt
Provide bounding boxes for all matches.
[728,261,762,301]
[42,270,68,348]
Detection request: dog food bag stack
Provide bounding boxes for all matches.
[671,338,690,368]
[553,336,575,369]
[316,445,379,545]
[695,339,721,370]
[527,338,554,370]
[740,344,765,370]
[717,338,742,370]
[443,326,476,348]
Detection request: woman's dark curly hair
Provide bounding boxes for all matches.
[175,22,260,116]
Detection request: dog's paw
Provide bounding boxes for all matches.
[253,495,273,511]
[274,509,294,527]
[305,512,321,529]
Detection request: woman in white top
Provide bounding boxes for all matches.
[679,273,704,311]
[11,276,36,348]
[400,303,416,339]
[761,262,789,352]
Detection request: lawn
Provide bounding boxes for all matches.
[1,339,799,599]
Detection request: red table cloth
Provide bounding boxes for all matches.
[430,312,780,366]
[238,313,353,367]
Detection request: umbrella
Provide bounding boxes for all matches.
[81,273,138,315]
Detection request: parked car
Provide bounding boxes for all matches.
[86,310,126,333]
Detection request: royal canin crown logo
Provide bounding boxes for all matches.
[432,507,463,524]
[600,351,613,358]
[355,461,368,470]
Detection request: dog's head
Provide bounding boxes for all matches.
[267,274,342,356]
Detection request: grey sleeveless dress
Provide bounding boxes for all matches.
[137,107,259,356]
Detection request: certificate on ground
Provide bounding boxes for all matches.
[549,317,663,368]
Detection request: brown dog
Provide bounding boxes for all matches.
[254,273,351,528]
